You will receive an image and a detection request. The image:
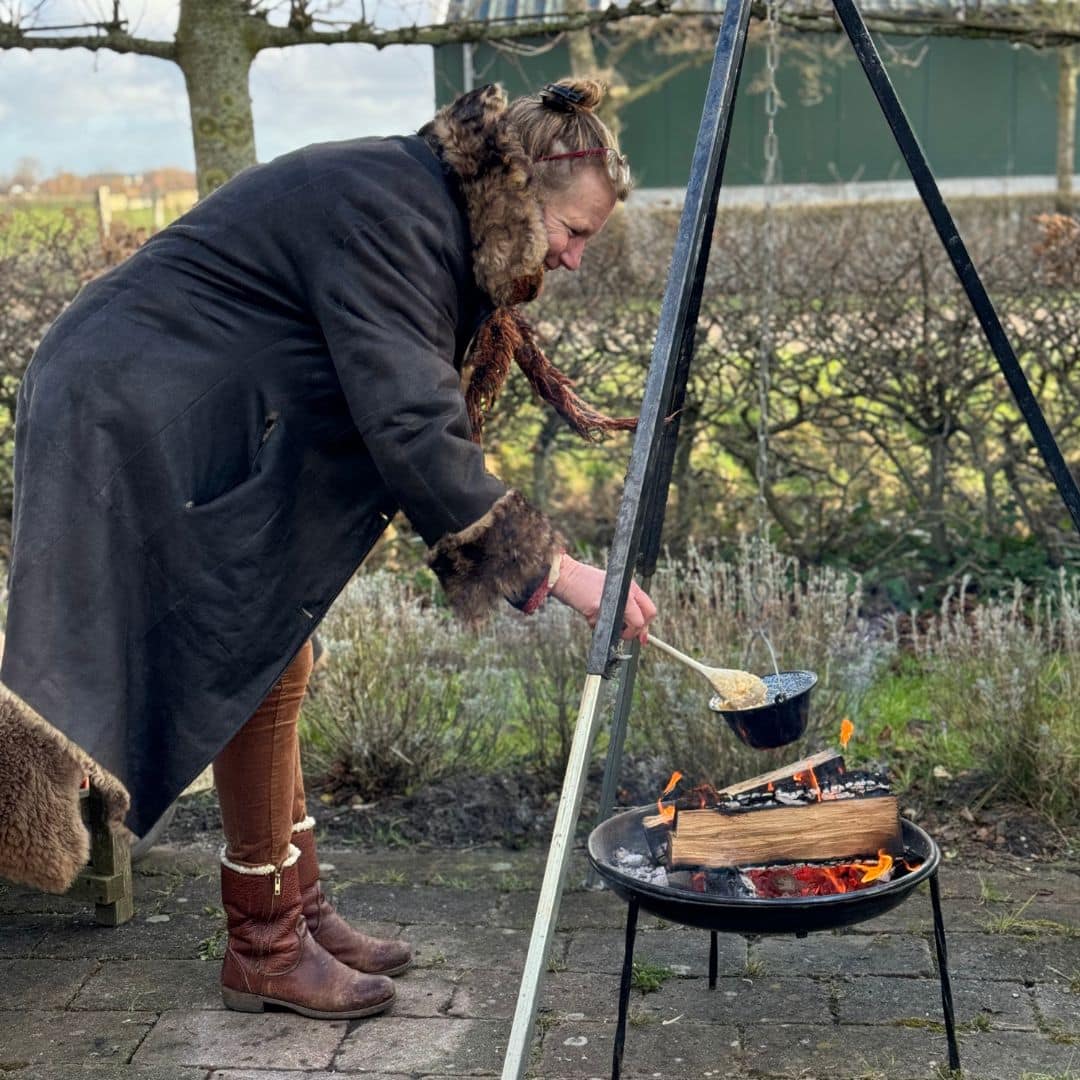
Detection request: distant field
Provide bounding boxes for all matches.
[0,198,176,247]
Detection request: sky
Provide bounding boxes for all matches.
[0,0,446,178]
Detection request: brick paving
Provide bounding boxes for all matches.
[0,841,1076,1079]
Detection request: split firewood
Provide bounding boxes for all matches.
[668,796,903,868]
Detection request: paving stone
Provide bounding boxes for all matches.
[537,1019,741,1078]
[741,1020,956,1079]
[139,847,220,877]
[333,884,502,928]
[210,1073,414,1080]
[391,969,457,1018]
[447,965,547,1020]
[144,870,219,915]
[495,887,658,932]
[752,931,934,977]
[0,1008,156,1067]
[71,958,223,1012]
[33,911,221,960]
[946,931,1080,982]
[636,974,833,1026]
[407,924,535,971]
[834,974,1038,1029]
[939,866,1079,904]
[1032,982,1080,1034]
[335,1016,508,1074]
[5,1068,205,1080]
[0,913,56,956]
[561,927,747,977]
[133,1009,346,1069]
[949,1027,1080,1080]
[0,957,99,1008]
[539,971,626,1023]
[0,879,92,916]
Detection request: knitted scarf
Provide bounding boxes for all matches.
[464,305,638,445]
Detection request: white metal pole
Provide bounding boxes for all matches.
[500,673,606,1079]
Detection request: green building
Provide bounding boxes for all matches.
[435,0,1079,195]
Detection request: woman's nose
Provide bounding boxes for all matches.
[560,241,585,271]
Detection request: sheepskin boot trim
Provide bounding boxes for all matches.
[220,844,395,1019]
[0,683,130,894]
[427,489,564,624]
[292,822,414,978]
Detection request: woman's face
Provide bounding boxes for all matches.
[541,167,617,272]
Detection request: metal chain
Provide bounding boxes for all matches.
[747,0,783,676]
[756,0,781,549]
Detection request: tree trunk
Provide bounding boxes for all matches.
[564,0,623,137]
[177,0,258,196]
[1056,45,1078,215]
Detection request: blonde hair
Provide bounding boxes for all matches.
[505,79,631,201]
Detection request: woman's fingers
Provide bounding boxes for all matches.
[619,583,657,641]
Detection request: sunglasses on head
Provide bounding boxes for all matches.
[534,147,630,189]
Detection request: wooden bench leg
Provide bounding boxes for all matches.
[65,783,134,925]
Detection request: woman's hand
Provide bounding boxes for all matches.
[550,554,657,642]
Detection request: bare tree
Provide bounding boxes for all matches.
[0,0,669,195]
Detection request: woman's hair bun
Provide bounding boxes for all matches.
[540,78,605,113]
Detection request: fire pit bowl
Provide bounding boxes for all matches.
[588,806,938,934]
[709,670,817,749]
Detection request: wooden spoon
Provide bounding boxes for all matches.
[647,635,769,710]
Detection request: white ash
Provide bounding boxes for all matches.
[612,845,669,887]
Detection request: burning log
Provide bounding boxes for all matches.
[642,750,846,830]
[668,796,903,869]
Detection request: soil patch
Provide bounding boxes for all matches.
[163,756,1071,868]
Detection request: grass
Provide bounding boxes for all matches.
[978,875,1011,905]
[982,896,1080,938]
[631,959,674,993]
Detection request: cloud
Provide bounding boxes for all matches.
[0,1,436,176]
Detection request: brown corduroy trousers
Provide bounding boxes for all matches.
[213,640,314,867]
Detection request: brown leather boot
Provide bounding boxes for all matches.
[293,819,413,977]
[220,844,395,1018]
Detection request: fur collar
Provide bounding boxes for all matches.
[421,84,548,308]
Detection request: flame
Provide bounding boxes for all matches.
[657,770,682,824]
[766,781,774,792]
[794,768,823,802]
[839,717,854,749]
[823,867,849,893]
[661,771,683,797]
[854,849,894,883]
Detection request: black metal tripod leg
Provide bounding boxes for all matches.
[612,899,640,1080]
[929,872,961,1073]
[709,931,718,989]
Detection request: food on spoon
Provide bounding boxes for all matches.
[710,669,768,710]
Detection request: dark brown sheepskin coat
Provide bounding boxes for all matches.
[0,85,561,892]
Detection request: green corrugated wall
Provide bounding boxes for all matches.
[435,34,1077,188]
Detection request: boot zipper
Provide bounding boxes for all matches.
[273,867,282,896]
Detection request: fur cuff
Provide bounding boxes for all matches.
[220,843,301,876]
[0,684,130,894]
[428,490,563,623]
[291,815,316,835]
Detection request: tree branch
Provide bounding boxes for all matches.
[0,23,176,58]
[246,0,673,52]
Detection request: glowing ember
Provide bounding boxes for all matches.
[839,717,855,749]
[744,859,894,897]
